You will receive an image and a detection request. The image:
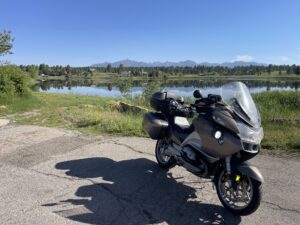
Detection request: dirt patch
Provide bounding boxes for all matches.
[3,110,41,119]
[0,119,9,127]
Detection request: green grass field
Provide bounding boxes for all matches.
[0,93,144,136]
[253,92,300,155]
[0,91,299,155]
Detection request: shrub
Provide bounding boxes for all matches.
[0,65,29,97]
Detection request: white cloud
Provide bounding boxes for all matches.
[296,47,300,50]
[233,55,254,62]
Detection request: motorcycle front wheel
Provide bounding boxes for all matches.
[155,139,176,169]
[215,170,262,216]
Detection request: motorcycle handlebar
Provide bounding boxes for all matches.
[191,94,223,113]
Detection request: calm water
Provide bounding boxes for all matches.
[36,78,300,98]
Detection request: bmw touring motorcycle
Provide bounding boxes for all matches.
[142,82,264,215]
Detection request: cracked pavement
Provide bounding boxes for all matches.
[0,125,299,225]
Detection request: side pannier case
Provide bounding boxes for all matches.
[142,112,169,139]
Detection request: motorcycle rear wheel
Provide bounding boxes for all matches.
[155,139,176,169]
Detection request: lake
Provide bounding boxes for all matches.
[36,77,300,98]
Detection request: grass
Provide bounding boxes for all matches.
[253,92,300,155]
[0,91,299,155]
[0,92,144,136]
[0,94,43,115]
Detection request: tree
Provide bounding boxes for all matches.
[267,64,273,74]
[26,65,39,78]
[118,63,124,73]
[0,65,29,96]
[0,30,14,56]
[39,63,49,75]
[295,66,300,75]
[66,65,71,75]
[106,64,112,73]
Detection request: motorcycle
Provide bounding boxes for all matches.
[142,81,264,215]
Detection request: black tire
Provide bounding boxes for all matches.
[215,169,262,216]
[155,139,176,169]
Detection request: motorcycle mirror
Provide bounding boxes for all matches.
[193,90,203,99]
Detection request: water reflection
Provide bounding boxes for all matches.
[36,78,300,98]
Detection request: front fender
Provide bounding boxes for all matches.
[237,163,264,183]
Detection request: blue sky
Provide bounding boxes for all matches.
[1,0,300,66]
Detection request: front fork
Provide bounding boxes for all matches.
[213,155,264,190]
[212,156,239,190]
[225,156,232,174]
[225,156,240,190]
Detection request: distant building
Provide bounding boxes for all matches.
[120,71,131,76]
[141,71,148,76]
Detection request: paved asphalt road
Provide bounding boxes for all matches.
[0,125,299,225]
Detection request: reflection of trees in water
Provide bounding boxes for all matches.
[36,78,299,93]
[266,81,271,91]
[111,78,162,99]
[38,79,94,91]
[31,84,40,92]
[107,83,112,91]
[293,82,299,90]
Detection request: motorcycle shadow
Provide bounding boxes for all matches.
[45,157,241,225]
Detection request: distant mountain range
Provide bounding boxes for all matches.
[91,59,266,68]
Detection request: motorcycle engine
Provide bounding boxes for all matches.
[181,146,208,176]
[182,146,197,162]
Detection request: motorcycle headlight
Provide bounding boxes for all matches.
[214,131,222,139]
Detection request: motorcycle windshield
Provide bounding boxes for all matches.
[220,82,261,128]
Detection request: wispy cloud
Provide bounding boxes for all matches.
[296,47,300,50]
[233,55,254,62]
